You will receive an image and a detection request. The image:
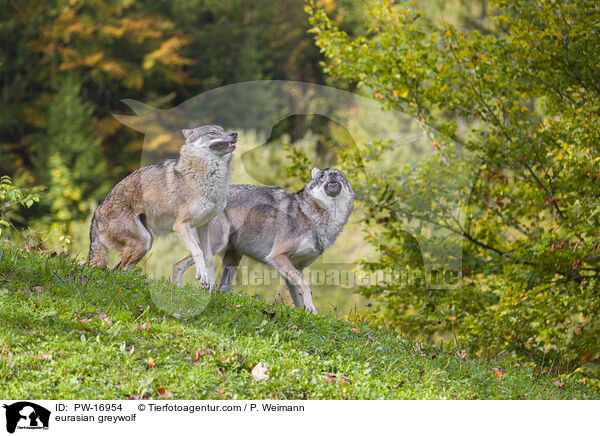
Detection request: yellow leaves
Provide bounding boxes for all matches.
[317,0,336,13]
[21,106,45,129]
[143,36,194,70]
[95,117,121,135]
[392,88,409,99]
[64,21,85,35]
[145,133,175,152]
[119,17,164,40]
[83,52,104,66]
[101,26,125,38]
[99,61,126,78]
[60,52,103,71]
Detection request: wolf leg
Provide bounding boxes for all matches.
[113,214,152,271]
[118,244,148,271]
[173,221,208,287]
[196,223,215,289]
[266,254,317,314]
[88,216,110,269]
[171,256,194,286]
[284,279,304,308]
[218,248,242,293]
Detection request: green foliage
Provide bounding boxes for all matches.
[1,248,598,399]
[284,142,313,183]
[0,176,44,237]
[36,75,108,223]
[0,0,365,231]
[307,0,600,364]
[0,0,195,206]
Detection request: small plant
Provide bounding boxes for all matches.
[0,175,45,237]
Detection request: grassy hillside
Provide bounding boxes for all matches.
[0,248,598,399]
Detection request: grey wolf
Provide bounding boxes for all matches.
[172,167,355,313]
[88,125,237,288]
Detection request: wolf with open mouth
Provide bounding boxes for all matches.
[172,167,355,313]
[89,124,237,288]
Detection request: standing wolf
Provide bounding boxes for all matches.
[89,125,237,287]
[172,167,355,313]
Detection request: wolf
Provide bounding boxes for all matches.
[172,167,355,313]
[88,125,237,287]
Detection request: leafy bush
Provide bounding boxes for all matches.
[306,0,600,366]
[0,175,44,237]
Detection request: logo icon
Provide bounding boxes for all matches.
[2,402,50,434]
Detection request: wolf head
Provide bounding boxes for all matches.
[304,167,355,215]
[182,124,238,157]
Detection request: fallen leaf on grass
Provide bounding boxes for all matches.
[32,286,44,293]
[194,349,213,361]
[493,368,504,379]
[251,362,269,382]
[553,380,565,388]
[324,373,338,383]
[148,357,156,368]
[350,328,360,334]
[127,394,149,400]
[262,309,275,318]
[97,313,113,325]
[324,373,350,384]
[157,388,173,399]
[396,381,406,388]
[456,349,469,360]
[216,367,225,378]
[137,322,151,331]
[39,352,52,360]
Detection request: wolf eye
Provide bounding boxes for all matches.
[209,131,217,135]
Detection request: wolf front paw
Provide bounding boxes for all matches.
[305,304,318,314]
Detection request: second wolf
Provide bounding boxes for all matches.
[89,125,237,287]
[172,167,355,313]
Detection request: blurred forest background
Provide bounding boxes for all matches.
[2,0,600,371]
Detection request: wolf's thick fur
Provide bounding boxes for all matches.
[89,125,237,287]
[172,167,354,313]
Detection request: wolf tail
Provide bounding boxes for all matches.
[88,214,109,269]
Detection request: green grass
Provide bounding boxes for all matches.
[0,248,598,400]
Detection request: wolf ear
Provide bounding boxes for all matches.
[311,167,321,179]
[182,128,194,141]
